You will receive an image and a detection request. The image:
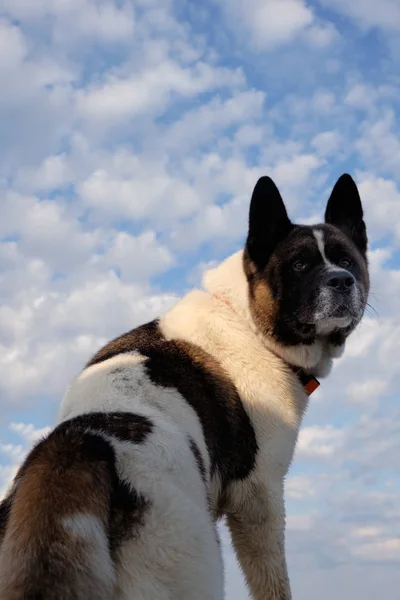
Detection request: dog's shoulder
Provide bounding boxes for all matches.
[59,297,258,485]
[161,288,307,423]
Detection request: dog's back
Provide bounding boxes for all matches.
[0,330,227,600]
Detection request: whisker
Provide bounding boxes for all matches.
[365,302,379,319]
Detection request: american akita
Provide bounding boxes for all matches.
[0,174,369,600]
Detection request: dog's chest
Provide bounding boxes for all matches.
[228,361,306,479]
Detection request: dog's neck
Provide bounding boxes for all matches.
[203,250,253,325]
[202,250,341,378]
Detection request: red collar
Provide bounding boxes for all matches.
[214,294,320,397]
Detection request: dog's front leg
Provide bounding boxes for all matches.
[226,482,291,600]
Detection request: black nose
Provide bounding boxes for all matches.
[326,270,355,292]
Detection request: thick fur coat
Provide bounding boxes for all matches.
[0,174,369,599]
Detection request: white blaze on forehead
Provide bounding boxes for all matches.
[313,228,332,267]
[313,228,354,275]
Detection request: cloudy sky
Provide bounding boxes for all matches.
[1,0,400,598]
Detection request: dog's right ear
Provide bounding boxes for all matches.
[325,174,367,256]
[245,176,293,271]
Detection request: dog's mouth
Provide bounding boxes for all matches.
[329,302,352,319]
[299,287,364,332]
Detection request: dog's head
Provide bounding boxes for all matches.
[244,174,369,352]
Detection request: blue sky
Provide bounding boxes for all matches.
[1,0,400,598]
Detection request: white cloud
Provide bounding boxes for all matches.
[352,538,400,561]
[16,154,70,192]
[351,526,382,537]
[287,514,315,531]
[0,20,75,172]
[0,191,100,272]
[354,111,400,180]
[344,318,381,359]
[311,131,342,157]
[344,82,397,112]
[271,153,321,188]
[311,89,337,113]
[279,89,338,124]
[286,475,316,499]
[0,270,177,403]
[79,163,202,223]
[160,90,265,153]
[76,61,244,124]
[1,0,135,43]
[9,422,51,443]
[346,378,388,406]
[0,193,178,405]
[296,425,345,460]
[357,174,400,245]
[218,0,315,49]
[318,0,400,31]
[170,192,249,250]
[0,19,28,68]
[106,231,174,281]
[303,22,339,47]
[0,422,51,498]
[0,442,26,465]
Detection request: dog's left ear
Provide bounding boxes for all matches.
[325,174,368,256]
[246,176,293,271]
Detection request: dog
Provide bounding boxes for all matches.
[0,174,369,599]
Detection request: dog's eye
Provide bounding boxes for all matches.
[339,257,352,269]
[292,260,308,272]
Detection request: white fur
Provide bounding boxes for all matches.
[63,514,116,591]
[113,438,223,600]
[63,513,106,542]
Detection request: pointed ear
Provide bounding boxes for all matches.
[325,174,367,255]
[245,176,293,271]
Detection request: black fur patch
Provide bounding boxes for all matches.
[17,421,115,480]
[87,321,258,486]
[0,494,12,544]
[108,476,150,556]
[59,412,154,445]
[188,437,207,485]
